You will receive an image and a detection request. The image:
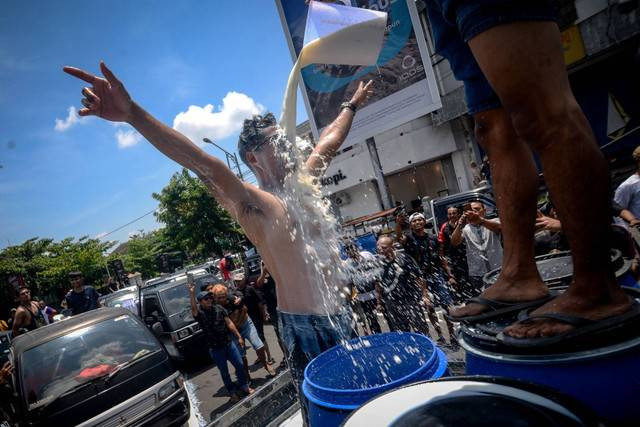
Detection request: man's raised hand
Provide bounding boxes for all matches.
[350,80,374,109]
[63,61,133,122]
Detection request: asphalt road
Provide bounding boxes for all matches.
[181,310,464,426]
[182,322,287,425]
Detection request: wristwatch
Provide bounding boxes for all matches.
[340,101,357,113]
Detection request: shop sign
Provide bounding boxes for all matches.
[562,25,586,66]
[321,170,347,186]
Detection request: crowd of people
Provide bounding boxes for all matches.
[1,271,101,337]
[345,202,503,348]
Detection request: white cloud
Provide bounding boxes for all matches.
[115,128,143,149]
[172,92,265,145]
[54,106,80,132]
[94,231,108,239]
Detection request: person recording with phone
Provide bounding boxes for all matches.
[451,201,503,297]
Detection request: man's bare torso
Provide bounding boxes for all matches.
[237,192,344,316]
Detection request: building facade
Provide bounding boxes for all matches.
[300,0,639,224]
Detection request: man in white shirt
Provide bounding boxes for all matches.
[451,201,503,295]
[614,146,640,223]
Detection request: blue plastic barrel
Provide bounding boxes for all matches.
[463,335,640,424]
[302,332,448,427]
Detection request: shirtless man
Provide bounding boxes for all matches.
[63,62,372,419]
[12,287,46,337]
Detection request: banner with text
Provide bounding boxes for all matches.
[275,0,441,148]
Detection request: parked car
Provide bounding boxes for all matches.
[98,285,140,317]
[3,307,189,426]
[430,186,496,231]
[0,330,10,365]
[140,269,217,361]
[243,247,262,282]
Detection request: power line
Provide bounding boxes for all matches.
[100,208,157,239]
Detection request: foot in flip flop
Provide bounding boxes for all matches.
[499,286,634,347]
[448,276,549,322]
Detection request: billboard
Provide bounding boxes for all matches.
[275,0,441,148]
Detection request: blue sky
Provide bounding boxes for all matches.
[0,1,308,249]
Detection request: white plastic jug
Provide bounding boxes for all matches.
[280,1,387,142]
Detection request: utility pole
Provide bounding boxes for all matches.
[366,137,393,210]
[203,138,244,179]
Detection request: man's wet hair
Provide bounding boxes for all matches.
[238,113,277,164]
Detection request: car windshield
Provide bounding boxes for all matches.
[21,314,162,409]
[159,285,194,322]
[103,293,139,314]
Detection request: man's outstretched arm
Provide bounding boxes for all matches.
[63,62,258,219]
[306,80,373,176]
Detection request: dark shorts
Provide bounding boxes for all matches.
[425,0,556,114]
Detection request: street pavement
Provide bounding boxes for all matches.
[182,310,464,426]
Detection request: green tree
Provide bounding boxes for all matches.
[111,229,178,279]
[0,237,114,311]
[152,168,244,260]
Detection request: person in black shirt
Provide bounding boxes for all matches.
[65,271,101,315]
[397,213,453,345]
[256,262,286,360]
[345,242,382,335]
[188,283,253,402]
[232,273,275,365]
[375,236,430,334]
[438,206,470,304]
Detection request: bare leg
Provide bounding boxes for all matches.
[426,305,443,339]
[449,108,548,319]
[257,347,276,375]
[242,356,251,382]
[263,341,274,363]
[467,21,630,338]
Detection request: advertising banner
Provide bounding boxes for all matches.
[275,0,441,148]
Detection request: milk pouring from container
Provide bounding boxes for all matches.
[280,1,387,143]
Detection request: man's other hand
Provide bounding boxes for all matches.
[350,80,374,109]
[535,211,562,232]
[466,211,482,225]
[63,61,133,122]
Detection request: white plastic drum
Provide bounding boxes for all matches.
[343,378,599,427]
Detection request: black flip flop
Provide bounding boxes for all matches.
[448,293,556,323]
[497,301,640,348]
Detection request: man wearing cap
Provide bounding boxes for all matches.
[396,212,454,345]
[614,146,640,227]
[188,283,252,402]
[213,284,276,377]
[63,62,372,419]
[65,271,101,316]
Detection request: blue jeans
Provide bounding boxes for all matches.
[209,340,248,394]
[278,309,353,425]
[425,0,555,114]
[233,317,264,356]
